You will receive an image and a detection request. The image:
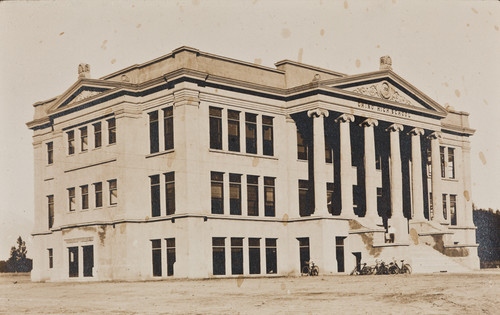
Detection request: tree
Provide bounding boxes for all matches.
[6,236,32,272]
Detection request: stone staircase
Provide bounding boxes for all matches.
[408,243,472,273]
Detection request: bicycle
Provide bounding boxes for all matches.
[388,259,412,274]
[302,261,319,276]
[374,259,390,275]
[350,262,374,275]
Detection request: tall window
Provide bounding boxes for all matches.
[165,172,175,215]
[151,239,162,277]
[93,122,102,148]
[265,238,277,274]
[297,130,307,160]
[83,245,94,277]
[448,148,455,179]
[327,183,334,214]
[247,175,259,216]
[80,127,88,152]
[68,188,75,211]
[245,113,257,154]
[150,175,161,217]
[68,246,79,277]
[47,142,53,164]
[231,238,244,275]
[336,237,345,272]
[211,172,224,214]
[249,238,261,274]
[149,111,159,154]
[264,177,275,217]
[325,138,333,163]
[48,248,53,269]
[262,116,274,156]
[298,238,310,272]
[94,182,103,208]
[212,237,226,275]
[450,195,457,226]
[229,174,241,215]
[107,118,116,144]
[440,146,446,178]
[81,185,89,210]
[299,180,310,217]
[108,179,117,205]
[209,107,222,150]
[166,238,175,276]
[442,194,447,220]
[48,195,54,229]
[228,110,240,152]
[164,107,174,150]
[67,131,75,155]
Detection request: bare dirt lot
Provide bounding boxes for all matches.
[1,272,499,314]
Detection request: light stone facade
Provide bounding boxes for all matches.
[27,47,479,281]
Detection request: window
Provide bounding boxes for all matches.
[448,148,455,179]
[266,238,277,274]
[81,185,89,210]
[298,238,310,272]
[245,113,257,154]
[93,122,102,148]
[94,182,103,208]
[336,237,345,273]
[108,179,117,205]
[68,188,75,211]
[327,183,334,214]
[262,116,274,156]
[429,192,434,219]
[228,110,240,152]
[80,127,88,152]
[297,130,307,160]
[264,177,275,217]
[212,237,226,275]
[48,248,53,269]
[68,246,79,277]
[325,137,333,163]
[209,107,222,150]
[249,238,261,274]
[440,146,446,178]
[442,194,447,221]
[247,175,259,216]
[67,131,75,155]
[231,238,244,275]
[47,142,53,164]
[152,239,162,277]
[450,195,457,226]
[426,147,432,177]
[164,107,174,150]
[166,238,175,276]
[107,118,116,144]
[83,245,94,277]
[165,172,175,215]
[48,195,54,229]
[299,180,311,217]
[229,174,241,215]
[150,175,160,217]
[149,111,159,154]
[211,172,224,214]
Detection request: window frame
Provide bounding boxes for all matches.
[47,142,53,164]
[262,115,274,156]
[107,118,116,145]
[165,172,175,215]
[209,107,223,150]
[245,113,257,154]
[108,179,117,206]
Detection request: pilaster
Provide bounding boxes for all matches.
[334,113,355,218]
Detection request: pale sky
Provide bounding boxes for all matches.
[0,0,499,260]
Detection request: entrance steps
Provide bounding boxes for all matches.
[408,244,472,273]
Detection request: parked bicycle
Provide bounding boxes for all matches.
[388,259,412,274]
[350,262,374,275]
[374,259,390,275]
[302,261,319,276]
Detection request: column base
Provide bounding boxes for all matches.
[358,215,382,229]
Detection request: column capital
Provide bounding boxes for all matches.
[334,113,354,123]
[360,118,379,128]
[408,127,425,136]
[386,123,404,132]
[307,108,329,118]
[427,131,442,140]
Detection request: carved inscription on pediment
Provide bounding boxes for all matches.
[353,81,411,105]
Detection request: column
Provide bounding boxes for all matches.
[409,128,425,221]
[286,115,300,218]
[387,123,404,219]
[334,113,355,218]
[307,108,330,216]
[360,118,379,222]
[429,131,444,223]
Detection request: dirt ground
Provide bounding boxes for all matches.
[0,272,499,314]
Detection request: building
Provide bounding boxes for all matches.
[27,47,479,281]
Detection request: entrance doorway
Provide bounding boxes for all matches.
[68,247,79,277]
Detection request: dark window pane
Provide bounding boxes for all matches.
[68,246,79,277]
[262,116,273,156]
[211,172,224,214]
[81,185,89,210]
[94,122,102,148]
[152,239,162,276]
[47,142,53,164]
[108,118,116,144]
[150,175,161,217]
[80,127,88,152]
[249,238,261,274]
[48,195,54,229]
[166,238,175,276]
[67,131,75,155]
[266,238,277,274]
[245,113,257,154]
[247,175,259,216]
[164,107,174,150]
[297,131,307,160]
[94,182,103,208]
[83,245,93,277]
[212,237,225,275]
[264,177,275,217]
[231,238,243,275]
[210,107,223,149]
[149,111,159,154]
[165,172,175,215]
[228,110,240,152]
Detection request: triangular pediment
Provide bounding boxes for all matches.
[322,70,448,116]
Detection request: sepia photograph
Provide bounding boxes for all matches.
[0,0,499,314]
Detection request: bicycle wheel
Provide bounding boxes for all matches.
[302,266,310,275]
[361,266,372,275]
[402,264,412,274]
[388,265,398,274]
[350,267,359,275]
[312,266,319,276]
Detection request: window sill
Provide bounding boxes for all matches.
[146,149,175,159]
[209,148,278,160]
[442,177,459,182]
